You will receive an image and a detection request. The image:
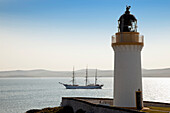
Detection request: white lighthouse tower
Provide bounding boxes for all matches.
[112,6,144,109]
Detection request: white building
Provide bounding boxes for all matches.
[111,6,144,109]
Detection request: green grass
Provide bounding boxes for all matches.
[149,107,170,111]
[141,107,170,113]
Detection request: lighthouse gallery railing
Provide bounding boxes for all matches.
[112,33,144,45]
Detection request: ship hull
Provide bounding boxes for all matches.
[63,84,103,89]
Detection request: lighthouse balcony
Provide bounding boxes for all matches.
[112,32,144,46]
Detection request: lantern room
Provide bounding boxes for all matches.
[118,6,137,32]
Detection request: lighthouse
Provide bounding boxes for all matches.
[112,6,144,109]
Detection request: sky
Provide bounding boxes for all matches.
[0,0,170,71]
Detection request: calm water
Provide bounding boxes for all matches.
[0,77,170,113]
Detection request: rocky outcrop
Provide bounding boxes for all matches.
[26,106,74,113]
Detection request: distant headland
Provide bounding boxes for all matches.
[0,68,170,77]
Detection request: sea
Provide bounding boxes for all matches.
[0,77,170,113]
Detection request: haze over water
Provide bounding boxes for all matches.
[0,77,170,113]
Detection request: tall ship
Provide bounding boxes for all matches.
[59,67,103,89]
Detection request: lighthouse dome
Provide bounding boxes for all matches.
[118,6,137,32]
[118,13,137,22]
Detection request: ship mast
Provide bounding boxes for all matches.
[85,66,88,86]
[72,67,75,85]
[95,69,97,85]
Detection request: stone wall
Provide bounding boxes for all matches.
[61,97,144,113]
